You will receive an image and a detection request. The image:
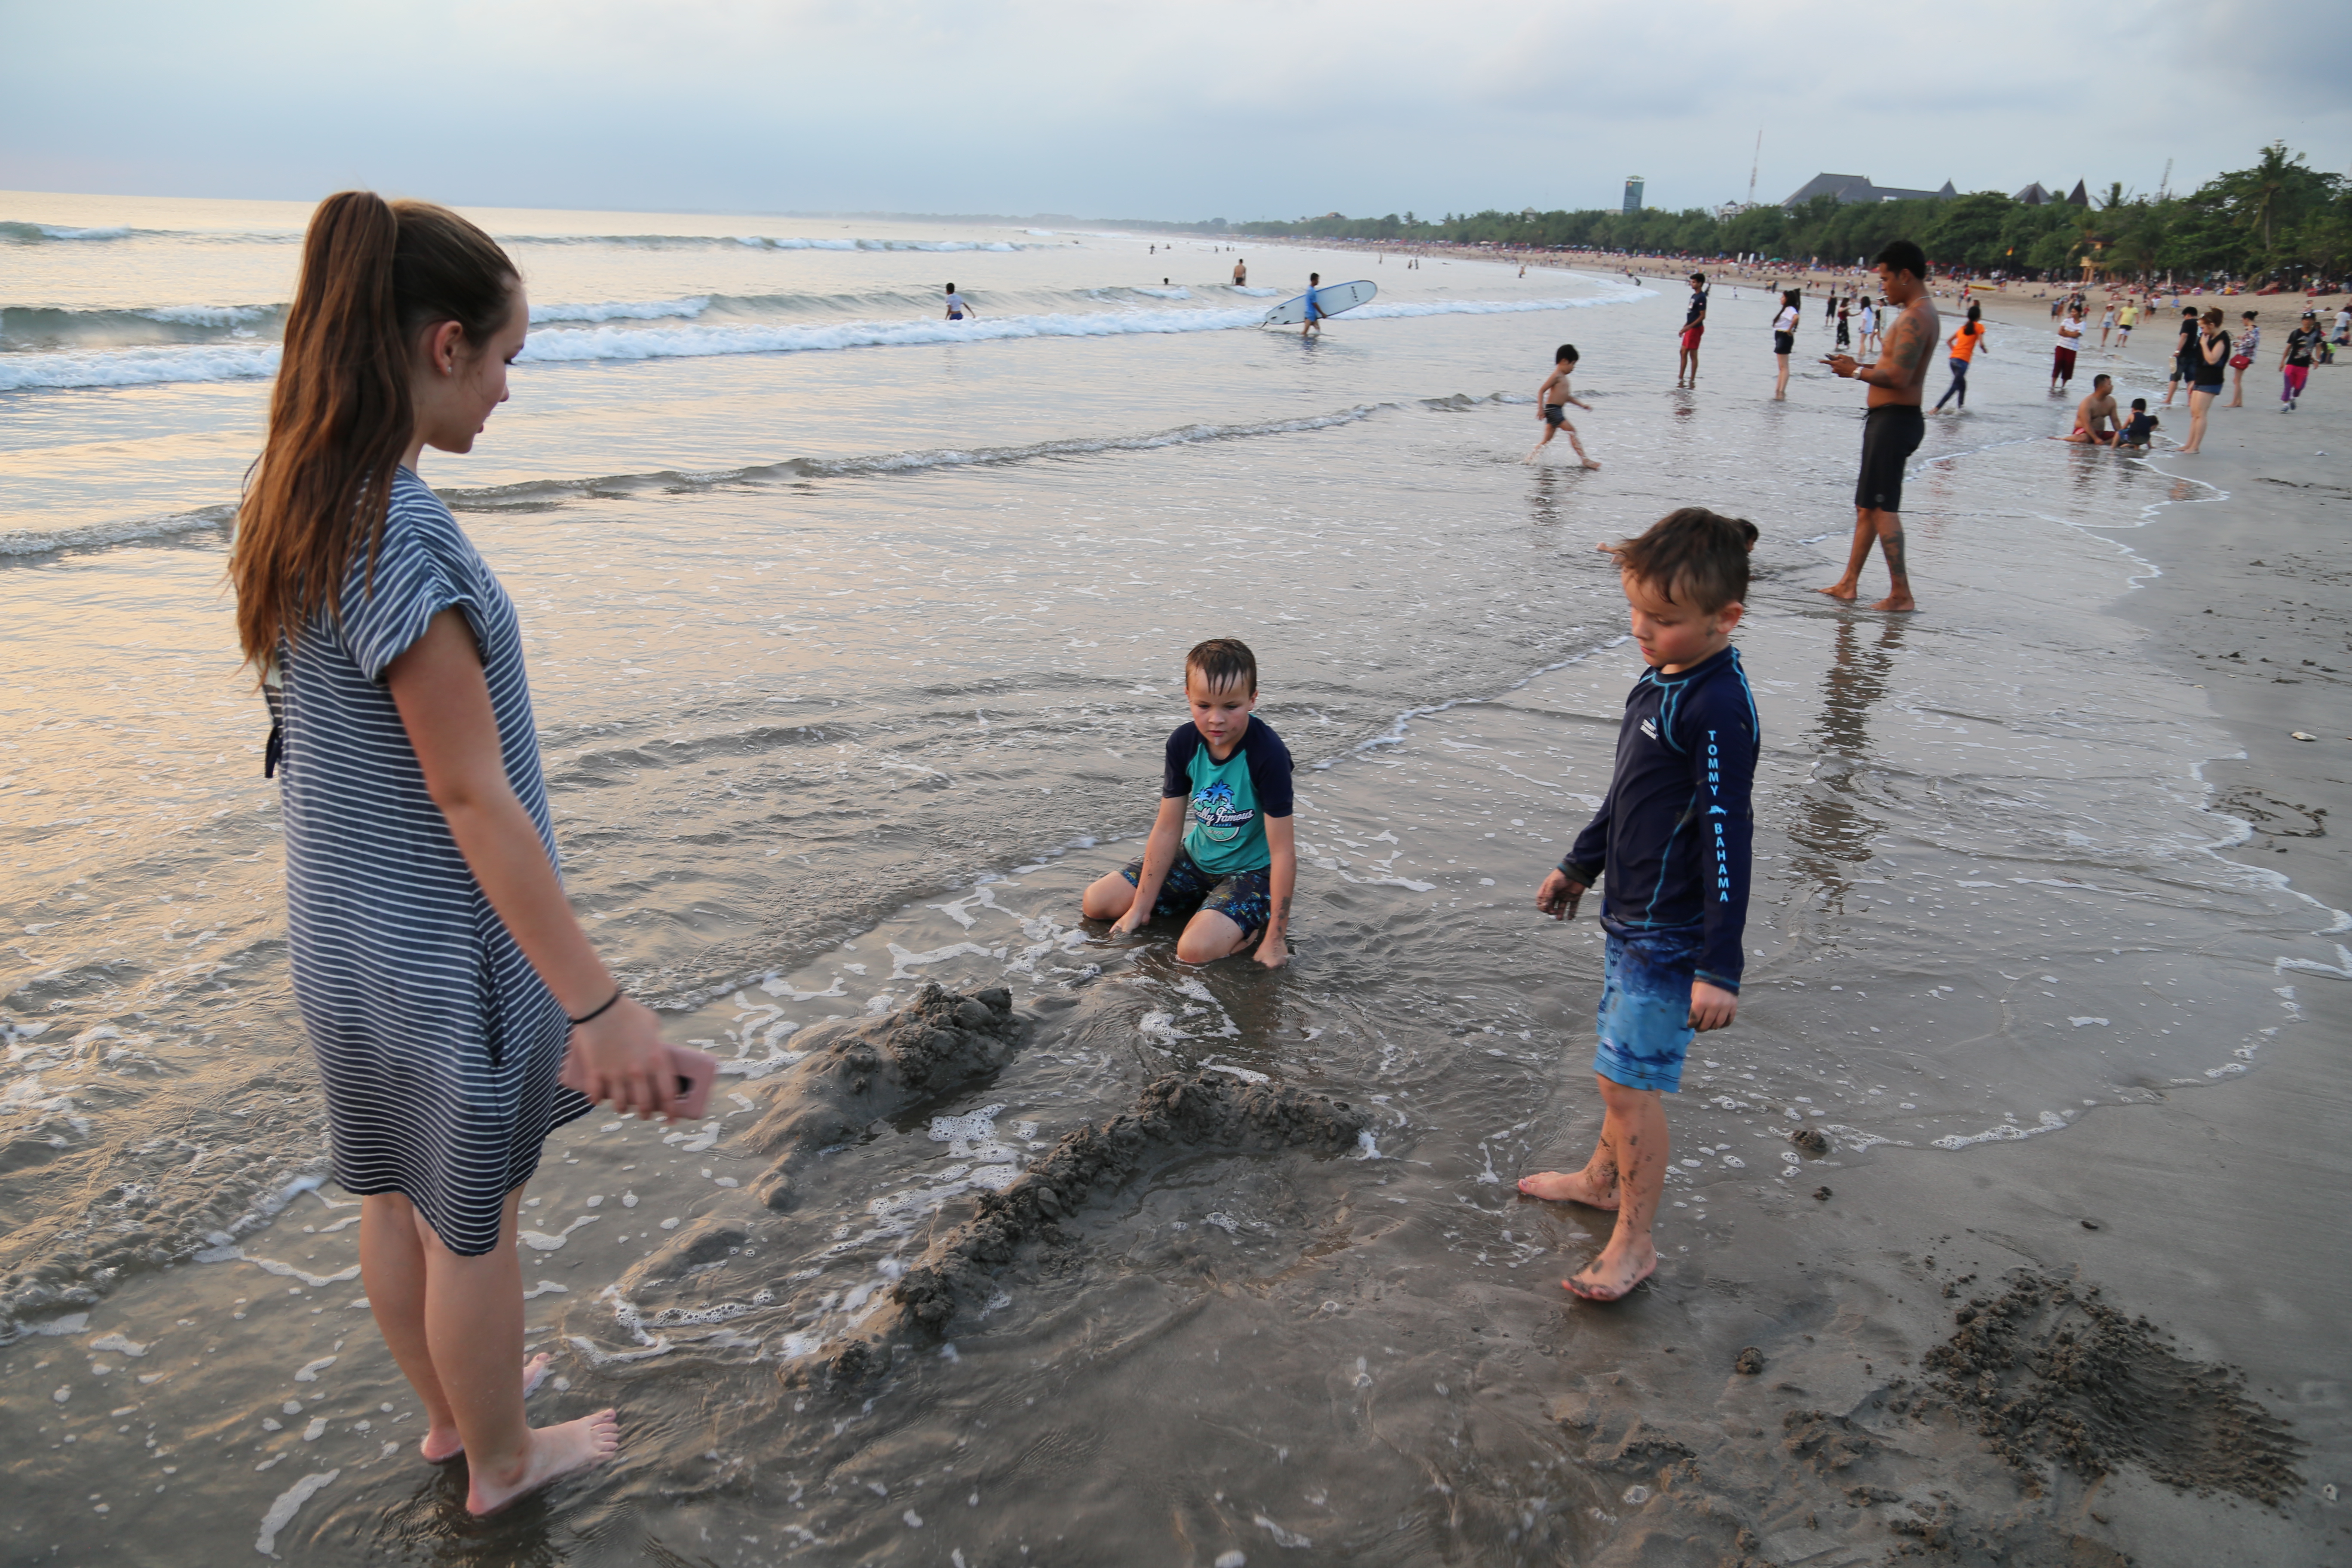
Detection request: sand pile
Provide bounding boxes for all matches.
[1926,1270,2304,1506]
[742,981,1024,1211]
[819,1070,1371,1382]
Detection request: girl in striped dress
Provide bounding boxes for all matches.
[230,192,679,1516]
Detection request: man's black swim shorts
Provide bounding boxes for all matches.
[1855,403,1925,513]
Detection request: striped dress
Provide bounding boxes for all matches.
[278,466,588,1256]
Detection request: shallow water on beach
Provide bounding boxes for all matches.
[2,193,2342,1563]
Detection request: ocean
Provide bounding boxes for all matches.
[1,190,2335,1563]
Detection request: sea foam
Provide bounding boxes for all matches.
[0,293,1639,391]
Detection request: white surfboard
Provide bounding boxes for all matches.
[1261,280,1376,326]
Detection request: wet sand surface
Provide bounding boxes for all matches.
[3,208,2349,1566]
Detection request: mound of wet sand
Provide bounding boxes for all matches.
[1516,1262,2306,1568]
[742,981,1023,1211]
[817,1071,1371,1384]
[1926,1270,2304,1506]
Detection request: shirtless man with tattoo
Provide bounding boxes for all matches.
[1816,239,1938,613]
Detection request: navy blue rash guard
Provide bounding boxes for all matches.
[1559,645,1760,992]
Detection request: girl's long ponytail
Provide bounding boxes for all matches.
[230,192,514,669]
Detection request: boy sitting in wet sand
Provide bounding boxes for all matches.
[1519,509,1760,1302]
[1082,638,1295,968]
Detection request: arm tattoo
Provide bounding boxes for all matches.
[1886,315,1930,377]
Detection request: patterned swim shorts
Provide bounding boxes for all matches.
[1121,850,1272,936]
[1591,925,1703,1093]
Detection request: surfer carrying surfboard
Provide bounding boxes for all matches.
[1302,273,1323,339]
[1525,344,1600,469]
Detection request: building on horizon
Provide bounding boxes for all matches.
[1782,173,1958,207]
[1623,176,1644,214]
[2012,181,2093,207]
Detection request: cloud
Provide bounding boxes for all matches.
[1,0,2341,218]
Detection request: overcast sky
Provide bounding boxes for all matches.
[5,0,2343,220]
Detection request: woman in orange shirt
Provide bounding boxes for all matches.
[1933,305,1988,412]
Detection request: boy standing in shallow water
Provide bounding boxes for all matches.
[1525,343,1600,468]
[1083,638,1296,967]
[1519,510,1760,1302]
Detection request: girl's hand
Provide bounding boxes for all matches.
[569,996,680,1121]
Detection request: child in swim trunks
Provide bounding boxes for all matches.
[1081,638,1296,967]
[1525,343,1599,468]
[1518,508,1760,1303]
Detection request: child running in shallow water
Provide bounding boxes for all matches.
[1082,638,1296,967]
[1525,343,1600,467]
[1519,508,1760,1302]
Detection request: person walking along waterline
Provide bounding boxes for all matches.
[2282,310,2319,410]
[1526,343,1601,467]
[2228,311,2260,407]
[1933,306,1985,413]
[1772,290,1800,400]
[228,192,680,1518]
[1818,239,1938,613]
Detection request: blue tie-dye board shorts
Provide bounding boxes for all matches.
[1592,925,1703,1093]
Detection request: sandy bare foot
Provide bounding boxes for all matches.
[1517,1170,1620,1209]
[1565,1241,1658,1302]
[1580,458,1602,470]
[420,1353,555,1463]
[1870,593,1917,612]
[465,1409,621,1516]
[1815,582,1859,602]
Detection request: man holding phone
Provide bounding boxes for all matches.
[1815,240,1939,613]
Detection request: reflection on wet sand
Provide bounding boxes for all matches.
[1787,616,1907,910]
[1526,465,1565,528]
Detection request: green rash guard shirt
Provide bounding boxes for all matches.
[1162,719,1295,877]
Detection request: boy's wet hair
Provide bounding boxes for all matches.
[1556,343,1579,363]
[2130,397,2149,410]
[1187,637,1259,695]
[1607,508,1753,614]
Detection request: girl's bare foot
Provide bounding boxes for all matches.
[1580,458,1602,470]
[1565,1240,1658,1302]
[465,1409,621,1516]
[1517,1170,1619,1209]
[420,1352,555,1462]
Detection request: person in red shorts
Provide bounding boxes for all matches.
[1675,273,1708,388]
[2050,303,2085,393]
